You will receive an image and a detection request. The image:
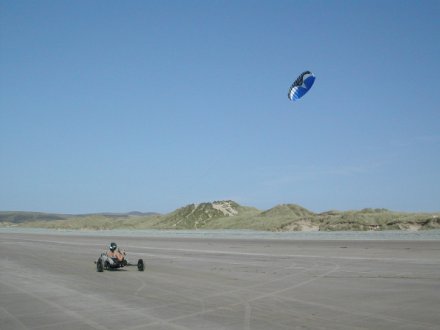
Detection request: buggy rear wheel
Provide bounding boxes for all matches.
[96,258,104,272]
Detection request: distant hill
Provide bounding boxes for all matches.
[0,211,68,224]
[154,200,258,229]
[1,202,439,231]
[0,211,159,225]
[260,204,314,218]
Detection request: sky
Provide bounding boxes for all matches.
[1,0,439,214]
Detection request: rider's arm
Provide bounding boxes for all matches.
[116,249,125,261]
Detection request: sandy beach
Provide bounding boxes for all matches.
[1,231,439,329]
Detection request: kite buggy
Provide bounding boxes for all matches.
[95,242,144,272]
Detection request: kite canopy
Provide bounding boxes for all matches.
[288,71,315,101]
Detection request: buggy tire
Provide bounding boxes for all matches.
[97,258,104,272]
[137,259,144,271]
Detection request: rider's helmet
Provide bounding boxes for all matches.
[109,242,117,252]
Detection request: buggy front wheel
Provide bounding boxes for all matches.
[137,259,144,271]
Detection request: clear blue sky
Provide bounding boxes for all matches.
[1,0,439,214]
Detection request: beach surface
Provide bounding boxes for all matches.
[1,230,439,329]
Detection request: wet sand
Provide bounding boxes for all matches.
[1,232,439,329]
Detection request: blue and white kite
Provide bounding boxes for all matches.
[288,71,316,101]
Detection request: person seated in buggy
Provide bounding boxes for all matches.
[105,242,126,267]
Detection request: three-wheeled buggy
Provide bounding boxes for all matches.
[95,251,144,272]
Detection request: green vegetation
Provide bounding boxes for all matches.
[1,202,439,231]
